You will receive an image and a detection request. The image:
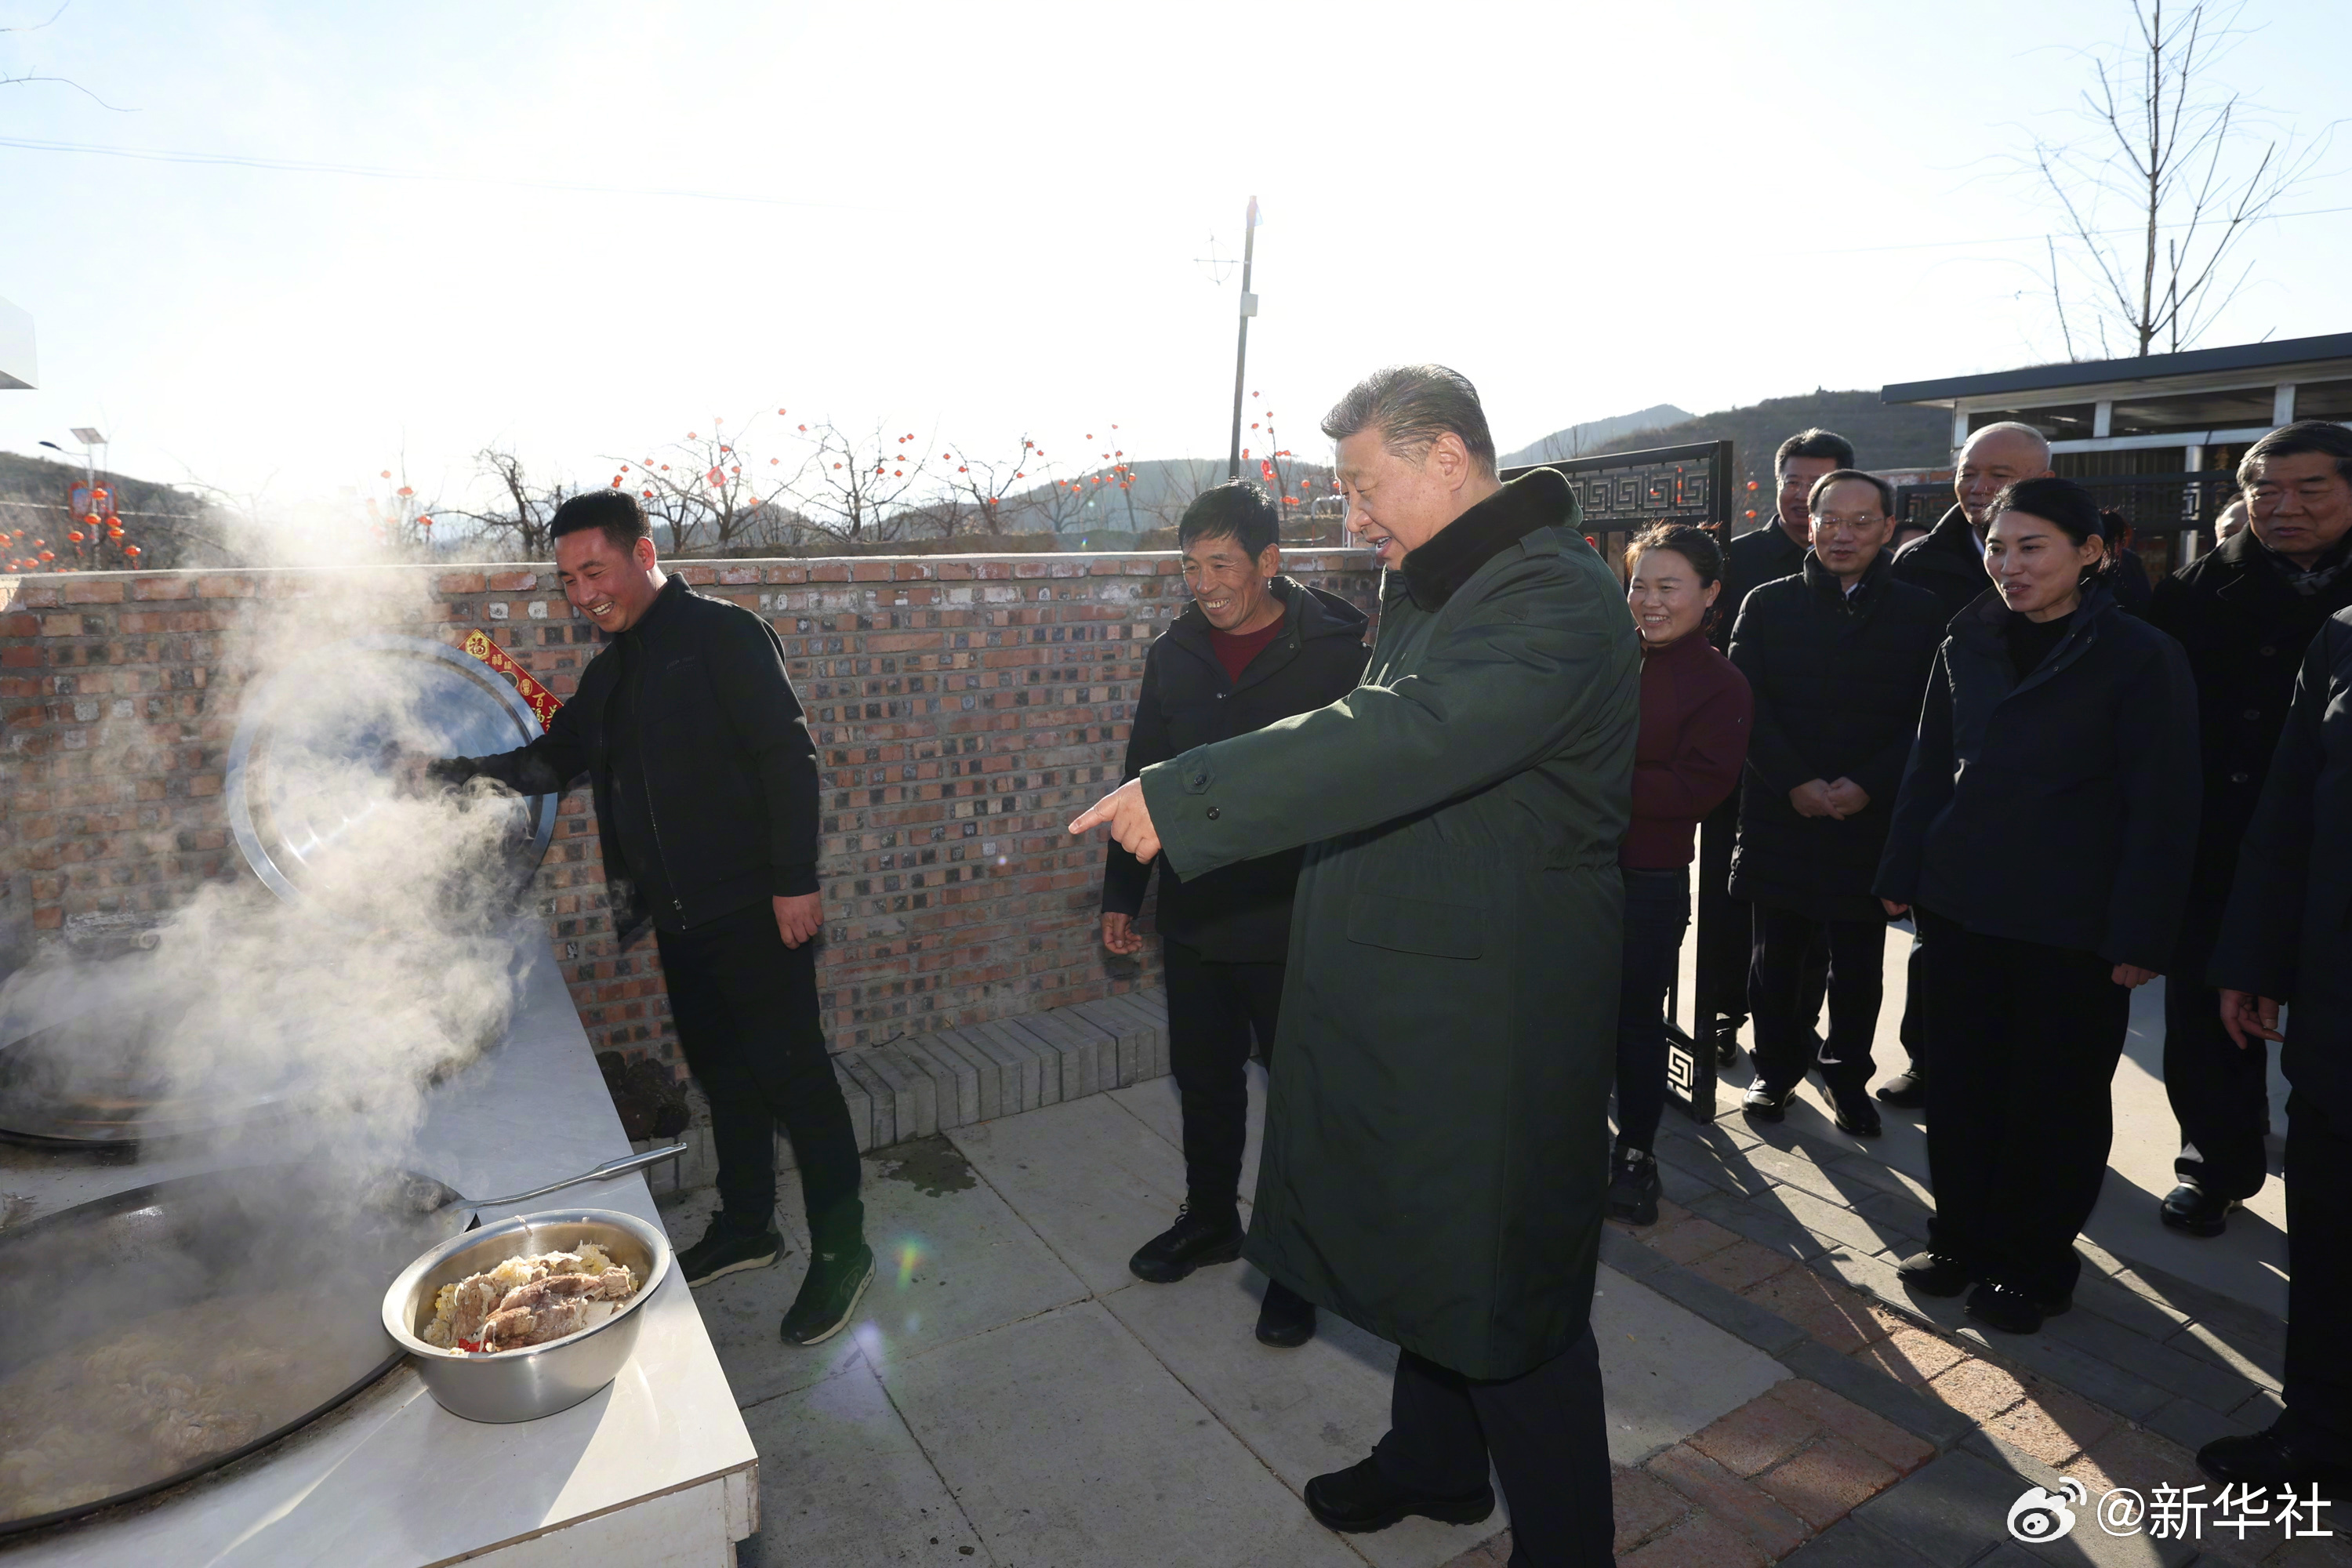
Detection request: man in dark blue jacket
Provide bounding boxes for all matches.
[2204,606,2352,1490]
[1103,481,1368,1348]
[432,491,872,1348]
[1729,471,1944,1137]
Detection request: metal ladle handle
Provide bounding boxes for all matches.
[464,1145,687,1211]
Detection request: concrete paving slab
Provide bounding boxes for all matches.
[1591,1265,1791,1464]
[1103,1258,1504,1568]
[880,1299,1363,1568]
[948,1093,1189,1294]
[735,1357,985,1567]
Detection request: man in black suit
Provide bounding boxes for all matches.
[1695,429,1852,1068]
[1877,421,2056,1110]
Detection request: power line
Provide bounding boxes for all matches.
[0,135,866,211]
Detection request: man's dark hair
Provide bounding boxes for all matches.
[1320,365,1497,478]
[1178,481,1281,557]
[2239,419,2352,490]
[1989,475,2111,582]
[550,489,652,554]
[1624,522,1724,587]
[1775,428,1857,474]
[1806,468,1896,518]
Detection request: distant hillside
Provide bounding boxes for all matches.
[0,451,226,569]
[1575,390,1953,531]
[1501,405,1693,467]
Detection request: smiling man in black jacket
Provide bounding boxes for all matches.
[431,491,872,1348]
[1102,481,1368,1348]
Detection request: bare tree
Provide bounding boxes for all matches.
[2,2,125,108]
[787,422,932,545]
[2029,0,2335,358]
[616,415,807,556]
[437,448,577,561]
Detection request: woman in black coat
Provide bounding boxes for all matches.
[1876,477,2201,1334]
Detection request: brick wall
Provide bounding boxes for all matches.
[0,550,1380,1068]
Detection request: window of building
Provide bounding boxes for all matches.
[2292,379,2352,423]
[2107,387,2277,436]
[2054,448,2186,477]
[1967,405,2096,439]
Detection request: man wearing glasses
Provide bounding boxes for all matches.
[1728,471,1944,1136]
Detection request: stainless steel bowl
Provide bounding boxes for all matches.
[380,1207,672,1424]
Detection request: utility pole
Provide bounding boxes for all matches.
[1225,196,1260,481]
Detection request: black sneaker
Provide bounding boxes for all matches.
[781,1241,877,1346]
[1712,1021,1740,1068]
[1828,1083,1883,1138]
[1305,1457,1494,1534]
[1606,1147,1662,1225]
[677,1217,782,1287]
[1875,1067,1926,1109]
[1896,1250,1971,1298]
[1128,1205,1243,1284]
[2198,1421,2352,1490]
[1256,1279,1317,1348]
[1742,1083,1795,1123]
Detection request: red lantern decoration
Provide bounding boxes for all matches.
[68,531,85,543]
[124,546,140,557]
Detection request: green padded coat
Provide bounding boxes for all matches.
[1142,467,1641,1379]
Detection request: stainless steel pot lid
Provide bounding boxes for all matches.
[225,634,557,909]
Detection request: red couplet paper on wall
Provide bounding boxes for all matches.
[461,630,562,731]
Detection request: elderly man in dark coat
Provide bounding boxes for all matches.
[2203,604,2352,1490]
[2147,420,2352,1236]
[1073,365,1639,1567]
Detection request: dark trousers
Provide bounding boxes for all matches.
[1695,796,1749,1034]
[2284,1092,2352,1461]
[1917,908,2129,1300]
[1613,866,1692,1153]
[656,902,865,1252]
[1163,938,1284,1219]
[1897,931,1926,1073]
[1749,904,1883,1094]
[1374,1331,1613,1568]
[2164,922,2274,1200]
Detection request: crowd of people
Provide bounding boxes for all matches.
[1074,376,2352,1564]
[427,364,2349,1568]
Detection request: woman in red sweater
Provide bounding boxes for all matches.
[1611,524,1755,1224]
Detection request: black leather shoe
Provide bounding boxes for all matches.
[1828,1083,1883,1138]
[1606,1146,1664,1225]
[2198,1421,2352,1490]
[1875,1068,1926,1109]
[1742,1083,1794,1123]
[677,1218,782,1287]
[1713,1021,1741,1068]
[1896,1250,1971,1298]
[1965,1280,2070,1335]
[1304,1457,1494,1534]
[1128,1205,1243,1283]
[2160,1179,2234,1238]
[1256,1279,1317,1348]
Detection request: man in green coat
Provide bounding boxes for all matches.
[1073,365,1639,1566]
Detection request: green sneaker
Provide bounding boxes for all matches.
[781,1242,876,1346]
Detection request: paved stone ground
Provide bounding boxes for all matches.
[653,916,2330,1566]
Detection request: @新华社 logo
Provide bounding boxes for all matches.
[2009,1480,2088,1542]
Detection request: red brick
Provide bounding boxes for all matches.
[1645,1443,1809,1559]
[487,571,539,591]
[1754,1435,1900,1529]
[1769,1380,1936,1474]
[62,578,125,604]
[1612,1464,1690,1555]
[1621,1509,1771,1568]
[1645,1214,1740,1265]
[1690,1391,1821,1477]
[1740,1266,1904,1355]
[1851,1326,1965,1388]
[1686,1237,1799,1294]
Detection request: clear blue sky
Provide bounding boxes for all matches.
[2,0,2347,513]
